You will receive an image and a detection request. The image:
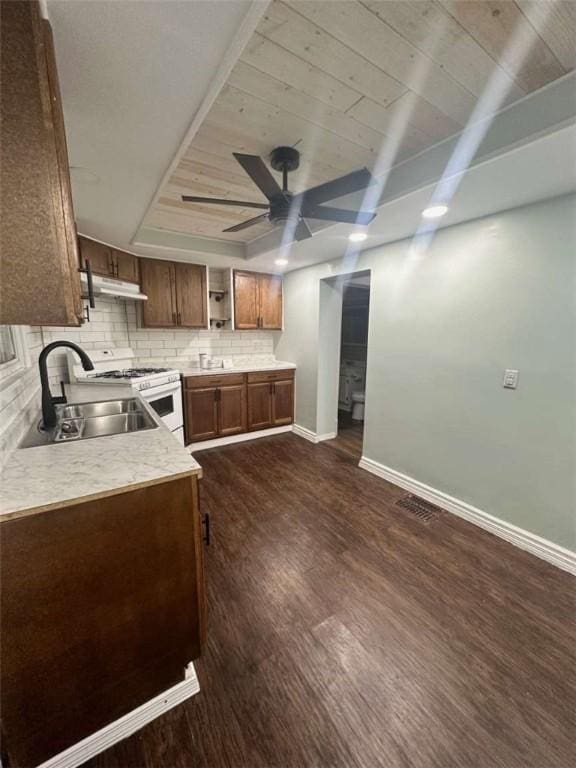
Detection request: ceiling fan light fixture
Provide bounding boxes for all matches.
[349,232,368,243]
[422,204,449,219]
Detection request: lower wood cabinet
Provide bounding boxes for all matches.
[0,474,206,767]
[247,370,295,430]
[184,370,294,443]
[184,373,247,443]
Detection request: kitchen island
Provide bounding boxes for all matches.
[0,385,206,768]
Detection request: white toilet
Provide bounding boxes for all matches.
[351,391,365,421]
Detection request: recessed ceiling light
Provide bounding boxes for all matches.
[275,258,288,266]
[422,204,449,219]
[348,232,368,243]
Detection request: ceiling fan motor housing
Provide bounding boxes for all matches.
[270,146,300,173]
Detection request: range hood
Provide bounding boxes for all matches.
[81,273,147,301]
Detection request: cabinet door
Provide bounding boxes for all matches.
[185,388,218,442]
[79,237,113,277]
[0,4,82,326]
[233,271,259,329]
[272,380,294,425]
[175,263,207,328]
[43,21,83,324]
[218,384,246,436]
[247,382,273,431]
[139,258,177,327]
[259,274,283,330]
[113,250,139,283]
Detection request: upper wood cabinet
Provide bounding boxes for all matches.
[0,1,83,326]
[174,262,207,328]
[233,270,283,330]
[112,249,139,283]
[78,237,139,283]
[140,258,207,329]
[139,258,176,327]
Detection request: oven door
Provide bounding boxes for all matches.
[140,380,183,434]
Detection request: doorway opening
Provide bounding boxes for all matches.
[333,272,370,459]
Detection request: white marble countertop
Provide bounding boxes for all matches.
[0,384,202,522]
[177,361,296,376]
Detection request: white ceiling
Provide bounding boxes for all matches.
[47,1,576,276]
[46,0,257,245]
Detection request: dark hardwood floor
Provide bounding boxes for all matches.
[86,434,575,768]
[325,410,364,459]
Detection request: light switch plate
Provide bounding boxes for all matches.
[503,369,519,389]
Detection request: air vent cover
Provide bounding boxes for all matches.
[396,494,443,523]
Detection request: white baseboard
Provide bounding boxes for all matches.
[37,663,200,768]
[188,425,292,452]
[359,456,576,575]
[292,424,337,444]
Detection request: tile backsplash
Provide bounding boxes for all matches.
[1,295,281,459]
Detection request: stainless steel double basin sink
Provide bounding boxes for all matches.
[20,398,158,448]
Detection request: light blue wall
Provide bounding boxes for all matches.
[276,195,576,550]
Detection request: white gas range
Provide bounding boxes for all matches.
[67,348,184,444]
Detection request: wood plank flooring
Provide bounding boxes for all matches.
[86,434,575,768]
[325,411,364,459]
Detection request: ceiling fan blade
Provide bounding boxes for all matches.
[294,168,374,207]
[222,213,269,233]
[302,206,376,225]
[181,195,269,209]
[294,219,312,241]
[233,153,283,201]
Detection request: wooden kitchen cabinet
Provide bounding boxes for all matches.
[272,379,295,425]
[174,262,207,328]
[79,236,114,278]
[113,249,139,283]
[140,258,177,327]
[140,258,207,329]
[233,270,283,330]
[78,236,139,283]
[260,273,283,329]
[219,384,247,436]
[185,387,219,442]
[184,373,246,442]
[247,382,273,430]
[1,1,83,326]
[233,270,259,329]
[0,474,206,767]
[247,369,295,430]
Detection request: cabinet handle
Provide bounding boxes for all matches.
[177,312,181,325]
[172,312,177,324]
[203,512,211,546]
[79,258,96,309]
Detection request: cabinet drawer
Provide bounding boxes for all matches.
[185,373,245,389]
[247,369,294,384]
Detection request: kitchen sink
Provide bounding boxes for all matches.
[74,412,156,439]
[58,399,143,419]
[19,398,158,448]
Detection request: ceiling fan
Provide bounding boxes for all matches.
[181,146,377,242]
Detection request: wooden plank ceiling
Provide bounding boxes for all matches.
[144,0,575,243]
